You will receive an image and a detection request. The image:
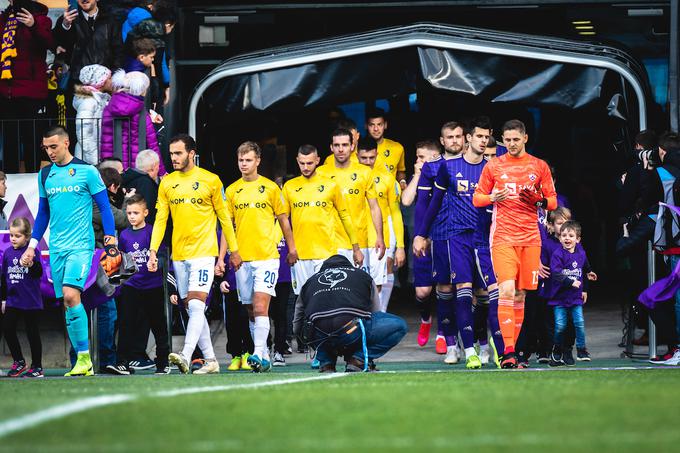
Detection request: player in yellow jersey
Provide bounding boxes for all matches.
[317,128,386,274]
[147,134,241,375]
[366,108,406,189]
[356,137,406,311]
[323,118,360,166]
[217,141,297,372]
[283,144,362,295]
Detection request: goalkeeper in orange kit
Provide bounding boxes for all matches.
[473,120,557,369]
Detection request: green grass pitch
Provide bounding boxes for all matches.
[0,366,678,452]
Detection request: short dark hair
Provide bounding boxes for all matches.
[170,134,197,153]
[237,141,261,157]
[440,121,462,137]
[487,136,497,148]
[297,144,318,156]
[468,116,492,134]
[125,193,147,209]
[502,119,526,135]
[357,137,378,152]
[43,125,69,140]
[560,220,582,238]
[658,131,680,154]
[366,107,387,122]
[415,140,441,153]
[131,38,157,58]
[331,128,353,145]
[336,118,358,132]
[635,130,658,150]
[99,167,122,188]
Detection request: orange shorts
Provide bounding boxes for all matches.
[491,245,541,290]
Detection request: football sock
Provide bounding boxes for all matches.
[380,274,395,312]
[464,347,477,359]
[65,304,89,354]
[182,299,205,359]
[456,287,475,349]
[514,301,525,347]
[498,297,515,354]
[488,289,505,353]
[197,317,216,360]
[253,316,270,359]
[415,293,432,322]
[436,290,457,346]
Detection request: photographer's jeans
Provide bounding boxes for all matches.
[315,312,408,368]
[670,256,680,340]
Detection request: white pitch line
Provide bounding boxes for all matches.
[0,374,348,439]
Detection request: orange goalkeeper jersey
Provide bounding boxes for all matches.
[473,152,556,247]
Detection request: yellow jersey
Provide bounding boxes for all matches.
[376,138,405,177]
[317,161,377,249]
[282,173,357,260]
[225,175,288,262]
[324,152,359,166]
[367,168,405,248]
[151,165,238,261]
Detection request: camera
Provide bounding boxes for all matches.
[637,148,660,168]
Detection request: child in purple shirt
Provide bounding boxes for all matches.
[549,220,597,365]
[1,218,44,378]
[113,194,169,374]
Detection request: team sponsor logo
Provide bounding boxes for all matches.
[457,180,469,192]
[505,182,517,195]
[351,173,358,181]
[46,185,81,195]
[318,269,347,288]
[170,197,206,205]
[68,168,76,177]
[258,185,265,193]
[192,182,200,190]
[318,185,325,192]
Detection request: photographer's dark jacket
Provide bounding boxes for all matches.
[292,255,380,335]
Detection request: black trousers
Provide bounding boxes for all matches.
[117,286,169,367]
[225,291,254,358]
[269,281,291,353]
[0,97,47,173]
[518,292,574,356]
[3,307,41,368]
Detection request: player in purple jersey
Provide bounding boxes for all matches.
[413,122,465,363]
[1,218,44,378]
[113,194,170,375]
[414,117,491,369]
[402,141,441,348]
[548,221,597,365]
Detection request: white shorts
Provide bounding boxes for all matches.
[337,248,370,274]
[387,216,397,259]
[172,257,215,299]
[291,259,325,295]
[235,259,279,303]
[369,247,388,285]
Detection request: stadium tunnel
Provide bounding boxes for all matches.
[187,22,653,300]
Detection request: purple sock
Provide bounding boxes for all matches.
[416,294,432,323]
[436,290,457,346]
[488,288,505,353]
[456,287,475,349]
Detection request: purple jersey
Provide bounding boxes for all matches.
[119,224,163,290]
[435,157,486,234]
[473,206,492,247]
[278,237,291,283]
[1,245,43,310]
[548,246,591,307]
[415,156,451,240]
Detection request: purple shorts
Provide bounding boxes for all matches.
[413,252,435,288]
[432,240,453,285]
[474,245,497,289]
[447,231,475,285]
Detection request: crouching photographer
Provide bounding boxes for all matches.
[292,255,408,372]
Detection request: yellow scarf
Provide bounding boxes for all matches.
[1,12,18,80]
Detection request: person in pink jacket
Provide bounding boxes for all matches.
[100,70,166,174]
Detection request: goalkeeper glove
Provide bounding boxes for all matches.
[101,235,122,276]
[519,188,547,208]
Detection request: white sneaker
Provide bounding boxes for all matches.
[444,345,459,364]
[662,349,680,366]
[193,358,220,374]
[168,353,190,374]
[272,351,286,367]
[479,348,490,365]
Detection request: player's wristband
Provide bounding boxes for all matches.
[29,238,39,249]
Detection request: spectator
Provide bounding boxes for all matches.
[0,0,54,173]
[73,64,112,165]
[123,37,155,74]
[0,171,8,229]
[99,70,165,174]
[122,149,159,223]
[53,0,124,90]
[99,156,123,174]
